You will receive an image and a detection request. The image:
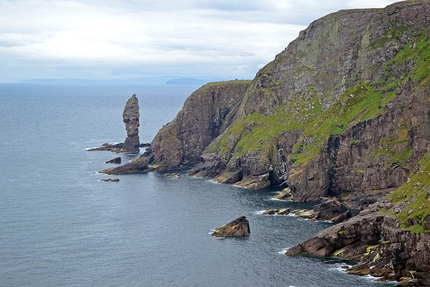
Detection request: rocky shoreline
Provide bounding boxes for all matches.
[92,1,430,285]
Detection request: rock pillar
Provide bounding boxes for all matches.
[122,94,140,153]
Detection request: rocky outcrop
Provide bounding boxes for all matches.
[122,94,140,153]
[100,154,152,174]
[105,157,121,164]
[286,210,430,285]
[211,216,250,237]
[86,142,123,152]
[289,199,352,223]
[262,208,291,216]
[151,80,250,171]
[274,188,293,200]
[180,1,430,198]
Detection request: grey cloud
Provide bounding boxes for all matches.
[0,0,398,82]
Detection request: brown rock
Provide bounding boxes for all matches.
[312,199,352,223]
[212,216,250,237]
[122,94,140,153]
[100,155,152,174]
[105,157,121,164]
[274,188,293,200]
[151,81,249,171]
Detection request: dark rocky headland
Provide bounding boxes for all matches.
[102,1,430,285]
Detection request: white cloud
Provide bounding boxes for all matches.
[0,0,397,82]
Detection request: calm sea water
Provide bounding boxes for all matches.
[0,84,396,287]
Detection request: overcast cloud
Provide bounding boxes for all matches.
[0,0,397,83]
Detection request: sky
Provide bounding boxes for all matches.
[0,0,397,84]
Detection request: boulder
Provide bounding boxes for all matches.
[277,208,291,215]
[292,209,317,220]
[212,216,250,237]
[262,208,290,215]
[105,157,121,164]
[262,208,276,215]
[274,188,293,200]
[164,172,180,179]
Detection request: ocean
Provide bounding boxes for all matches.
[0,84,396,287]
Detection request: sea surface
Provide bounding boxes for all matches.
[0,84,396,287]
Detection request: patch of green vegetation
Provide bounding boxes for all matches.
[206,87,324,158]
[207,21,430,185]
[365,245,378,255]
[289,27,430,167]
[365,135,412,168]
[386,29,430,86]
[390,154,430,233]
[369,19,415,49]
[200,79,252,88]
[333,248,345,256]
[337,229,347,237]
[290,82,388,165]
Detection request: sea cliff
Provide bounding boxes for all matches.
[106,1,430,284]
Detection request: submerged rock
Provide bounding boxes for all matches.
[86,143,123,152]
[212,216,250,237]
[100,178,120,182]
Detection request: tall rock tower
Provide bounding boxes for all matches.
[122,94,140,153]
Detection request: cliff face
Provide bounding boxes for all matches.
[149,1,430,204]
[109,1,430,284]
[150,81,250,170]
[172,1,430,198]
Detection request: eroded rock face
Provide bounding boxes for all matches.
[122,94,140,153]
[141,2,430,196]
[286,211,430,285]
[211,216,250,237]
[151,81,250,171]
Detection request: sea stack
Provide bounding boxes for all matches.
[122,94,140,153]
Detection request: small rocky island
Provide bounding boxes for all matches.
[211,216,250,238]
